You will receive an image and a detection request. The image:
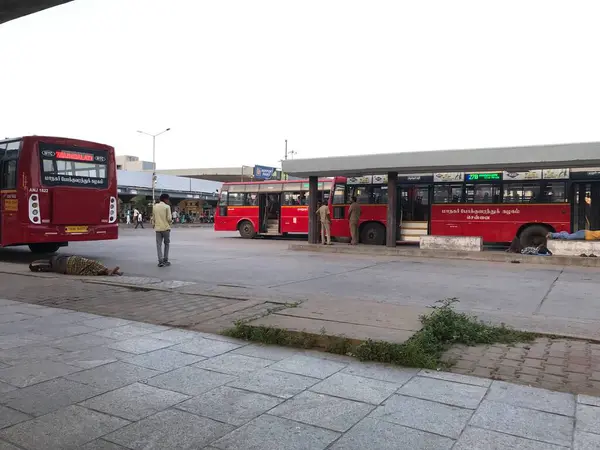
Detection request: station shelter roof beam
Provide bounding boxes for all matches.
[281,142,600,177]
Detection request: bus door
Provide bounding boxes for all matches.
[571,180,600,232]
[258,192,281,235]
[398,185,431,242]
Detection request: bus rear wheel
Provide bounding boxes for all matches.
[360,222,386,245]
[238,221,256,239]
[519,225,550,248]
[28,243,60,254]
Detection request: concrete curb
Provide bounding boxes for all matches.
[288,243,600,268]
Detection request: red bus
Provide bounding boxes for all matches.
[0,136,118,253]
[215,167,598,246]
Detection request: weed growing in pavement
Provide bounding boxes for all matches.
[222,297,537,369]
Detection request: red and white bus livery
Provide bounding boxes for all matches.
[215,167,598,246]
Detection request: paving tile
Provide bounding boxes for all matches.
[93,325,156,340]
[194,353,274,376]
[107,336,174,355]
[342,362,417,384]
[370,394,472,438]
[470,400,573,447]
[82,317,133,329]
[0,335,38,351]
[577,404,600,434]
[176,386,281,426]
[0,360,81,388]
[0,384,16,396]
[0,378,104,417]
[170,338,243,357]
[0,439,23,450]
[574,431,600,450]
[147,366,236,396]
[270,391,374,432]
[0,313,36,325]
[80,382,189,421]
[228,368,318,399]
[80,439,128,449]
[0,345,65,365]
[104,408,233,450]
[419,368,492,387]
[231,343,298,361]
[51,347,133,369]
[398,375,487,409]
[49,334,118,352]
[0,406,30,430]
[0,405,128,449]
[212,414,339,450]
[269,354,345,379]
[454,426,569,450]
[578,394,600,407]
[125,349,204,372]
[329,417,454,450]
[487,380,575,416]
[29,324,100,339]
[65,361,161,391]
[147,328,201,343]
[310,372,398,405]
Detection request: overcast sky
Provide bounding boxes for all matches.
[1,0,599,170]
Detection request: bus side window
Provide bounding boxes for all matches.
[372,186,388,204]
[0,160,17,190]
[332,184,346,204]
[228,192,244,206]
[465,184,500,203]
[283,192,301,205]
[433,184,463,203]
[244,192,258,206]
[348,185,370,203]
[503,183,540,203]
[543,182,567,203]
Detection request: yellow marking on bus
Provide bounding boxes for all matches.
[3,199,17,211]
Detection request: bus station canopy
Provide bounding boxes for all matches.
[281,142,600,177]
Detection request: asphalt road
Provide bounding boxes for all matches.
[1,227,599,336]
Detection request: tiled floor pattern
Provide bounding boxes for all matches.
[0,299,597,449]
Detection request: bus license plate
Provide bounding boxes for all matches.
[65,226,88,233]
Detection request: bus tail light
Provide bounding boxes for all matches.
[108,196,117,223]
[29,194,41,223]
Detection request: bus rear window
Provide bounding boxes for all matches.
[39,143,108,188]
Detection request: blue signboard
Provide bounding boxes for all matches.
[253,165,278,180]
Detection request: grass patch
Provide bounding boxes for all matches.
[223,297,537,369]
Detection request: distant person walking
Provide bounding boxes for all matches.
[152,194,173,267]
[126,210,131,225]
[316,201,332,245]
[348,196,361,245]
[135,211,144,229]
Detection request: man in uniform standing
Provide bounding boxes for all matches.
[316,201,332,245]
[348,196,361,245]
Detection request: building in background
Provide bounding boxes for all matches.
[116,155,155,171]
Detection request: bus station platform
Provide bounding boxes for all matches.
[288,242,600,268]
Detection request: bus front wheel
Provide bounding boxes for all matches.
[28,243,60,254]
[238,221,256,239]
[360,222,386,245]
[519,225,550,248]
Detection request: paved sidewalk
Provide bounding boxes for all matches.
[1,300,600,449]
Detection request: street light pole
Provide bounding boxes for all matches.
[137,128,171,204]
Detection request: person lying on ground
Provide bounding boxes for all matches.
[29,255,122,276]
[547,230,600,241]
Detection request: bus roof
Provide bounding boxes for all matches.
[0,136,113,150]
[281,142,600,177]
